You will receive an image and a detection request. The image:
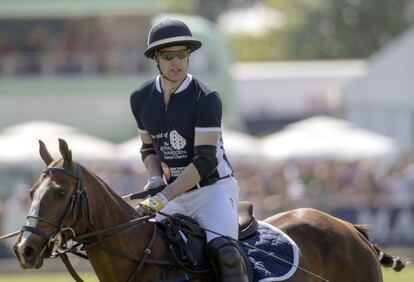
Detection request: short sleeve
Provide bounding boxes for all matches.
[195,92,222,132]
[130,92,145,131]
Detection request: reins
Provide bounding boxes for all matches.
[126,189,331,281]
[21,164,177,282]
[14,162,330,282]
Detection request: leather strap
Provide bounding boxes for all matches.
[60,253,84,282]
[128,225,158,282]
[188,173,233,192]
[21,225,50,240]
[161,273,196,282]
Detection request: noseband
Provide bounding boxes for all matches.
[21,163,86,244]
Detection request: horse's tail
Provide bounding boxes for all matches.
[353,224,407,272]
[372,244,407,272]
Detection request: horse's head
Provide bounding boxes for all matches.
[14,138,86,269]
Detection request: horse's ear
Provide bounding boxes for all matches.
[58,138,72,166]
[39,140,54,165]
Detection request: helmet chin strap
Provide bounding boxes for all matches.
[156,57,190,83]
[157,63,177,83]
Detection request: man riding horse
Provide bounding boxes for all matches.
[130,19,249,281]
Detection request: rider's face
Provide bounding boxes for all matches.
[155,45,189,82]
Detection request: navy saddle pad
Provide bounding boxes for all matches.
[241,221,300,281]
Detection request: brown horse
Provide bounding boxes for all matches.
[14,139,405,282]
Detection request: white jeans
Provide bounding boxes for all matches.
[155,177,240,242]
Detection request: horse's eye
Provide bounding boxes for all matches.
[55,188,67,198]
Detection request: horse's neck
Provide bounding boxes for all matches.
[80,170,188,281]
[83,170,136,229]
[87,221,175,282]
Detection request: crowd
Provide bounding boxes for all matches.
[2,154,411,222]
[109,154,414,218]
[88,153,414,219]
[0,152,413,257]
[235,154,414,218]
[0,21,150,75]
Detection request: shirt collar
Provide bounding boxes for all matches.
[155,74,193,94]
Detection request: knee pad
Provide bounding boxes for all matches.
[207,236,250,282]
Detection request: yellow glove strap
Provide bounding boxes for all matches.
[140,193,168,212]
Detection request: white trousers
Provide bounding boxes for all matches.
[155,177,239,242]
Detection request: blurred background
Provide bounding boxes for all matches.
[0,0,414,280]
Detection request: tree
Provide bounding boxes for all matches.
[227,0,414,61]
[160,0,414,61]
[281,0,414,59]
[161,0,259,22]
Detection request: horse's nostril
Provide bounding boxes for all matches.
[23,246,34,259]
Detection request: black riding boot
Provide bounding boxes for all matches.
[206,236,250,282]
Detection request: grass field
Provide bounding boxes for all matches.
[0,267,412,282]
[382,266,414,282]
[0,272,99,282]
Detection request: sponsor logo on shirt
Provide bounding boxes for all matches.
[156,130,189,180]
[170,130,186,150]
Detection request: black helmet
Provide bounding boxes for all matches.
[144,19,202,58]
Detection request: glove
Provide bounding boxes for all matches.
[136,193,169,217]
[144,176,165,191]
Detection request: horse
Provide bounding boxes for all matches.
[14,139,406,282]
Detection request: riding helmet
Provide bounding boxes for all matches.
[144,19,202,58]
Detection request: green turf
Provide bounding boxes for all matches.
[383,266,414,282]
[0,272,99,282]
[0,267,412,281]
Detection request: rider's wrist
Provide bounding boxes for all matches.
[148,176,163,183]
[155,193,169,206]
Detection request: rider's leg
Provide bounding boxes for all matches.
[193,177,249,282]
[206,236,249,282]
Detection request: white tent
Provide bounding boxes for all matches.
[0,120,116,164]
[221,128,259,162]
[260,116,399,161]
[116,135,142,166]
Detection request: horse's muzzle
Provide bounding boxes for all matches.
[14,237,48,269]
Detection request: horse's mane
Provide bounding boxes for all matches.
[90,170,118,196]
[83,166,136,212]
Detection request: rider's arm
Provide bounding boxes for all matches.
[140,131,163,178]
[160,131,219,201]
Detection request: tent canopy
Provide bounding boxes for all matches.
[0,120,115,164]
[221,128,259,162]
[260,116,399,161]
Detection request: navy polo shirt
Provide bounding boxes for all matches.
[130,74,233,183]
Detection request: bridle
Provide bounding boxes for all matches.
[21,163,87,247]
[19,163,177,282]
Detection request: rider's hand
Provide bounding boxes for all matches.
[143,176,165,191]
[135,193,169,217]
[135,205,155,217]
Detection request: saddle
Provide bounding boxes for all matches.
[238,201,259,240]
[157,201,257,278]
